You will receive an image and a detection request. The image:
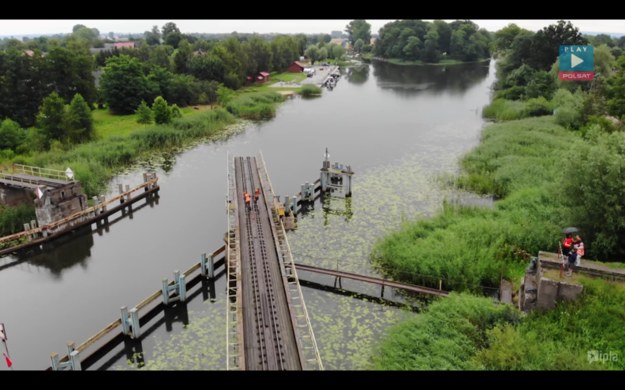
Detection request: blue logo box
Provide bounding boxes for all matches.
[559,45,594,72]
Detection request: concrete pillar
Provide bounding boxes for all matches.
[121,306,130,335]
[162,278,170,305]
[69,350,81,371]
[207,254,215,279]
[50,353,60,371]
[291,196,298,213]
[129,308,141,339]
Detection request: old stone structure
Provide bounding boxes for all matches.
[34,182,88,229]
[519,257,583,312]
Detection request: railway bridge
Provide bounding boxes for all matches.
[226,155,323,370]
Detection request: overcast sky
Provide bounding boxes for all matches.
[0,20,624,37]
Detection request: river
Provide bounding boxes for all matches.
[0,59,495,370]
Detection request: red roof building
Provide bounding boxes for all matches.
[113,41,135,49]
[287,61,305,73]
[257,71,270,83]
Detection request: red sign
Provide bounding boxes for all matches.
[559,71,594,81]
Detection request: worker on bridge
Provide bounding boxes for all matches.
[244,192,251,211]
[254,188,260,205]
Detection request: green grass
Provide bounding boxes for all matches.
[270,71,307,83]
[300,84,322,97]
[92,105,213,139]
[371,293,519,370]
[372,117,582,292]
[373,277,625,370]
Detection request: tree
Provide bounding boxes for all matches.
[304,45,320,64]
[152,96,171,124]
[65,93,94,143]
[345,20,371,46]
[72,24,100,47]
[494,24,523,52]
[44,47,96,105]
[606,54,625,118]
[170,104,182,119]
[243,35,272,76]
[422,26,440,63]
[270,35,299,71]
[0,48,46,127]
[329,44,345,60]
[528,20,586,70]
[135,101,152,124]
[0,119,25,150]
[190,53,225,81]
[318,47,328,61]
[172,39,192,74]
[36,92,66,142]
[100,55,156,114]
[353,39,364,54]
[525,71,556,99]
[594,44,616,78]
[563,132,625,260]
[144,25,161,46]
[150,45,174,70]
[162,22,182,48]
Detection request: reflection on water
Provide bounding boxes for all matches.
[346,64,369,85]
[373,60,490,95]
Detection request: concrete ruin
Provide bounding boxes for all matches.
[519,257,584,312]
[34,182,88,229]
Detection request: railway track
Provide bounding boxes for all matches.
[234,156,299,370]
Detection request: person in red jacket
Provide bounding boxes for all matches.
[562,233,573,257]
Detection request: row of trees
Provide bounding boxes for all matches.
[374,20,491,62]
[0,47,95,127]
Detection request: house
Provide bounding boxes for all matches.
[287,61,306,73]
[257,71,270,83]
[113,41,135,49]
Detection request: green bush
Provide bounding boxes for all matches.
[0,204,36,236]
[226,92,283,120]
[372,117,579,291]
[301,84,322,97]
[371,293,519,370]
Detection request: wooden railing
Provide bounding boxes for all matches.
[0,177,158,245]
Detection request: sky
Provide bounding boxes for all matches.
[0,20,624,37]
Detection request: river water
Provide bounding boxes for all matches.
[0,59,495,370]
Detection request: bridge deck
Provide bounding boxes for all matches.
[0,173,69,189]
[234,156,302,370]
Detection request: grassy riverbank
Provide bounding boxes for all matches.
[0,90,284,235]
[372,281,625,370]
[372,116,577,292]
[371,112,625,369]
